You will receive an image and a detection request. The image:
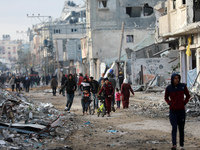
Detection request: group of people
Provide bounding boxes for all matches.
[55,71,134,117]
[9,76,31,92]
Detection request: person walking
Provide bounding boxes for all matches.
[98,78,114,117]
[118,72,124,90]
[60,74,77,112]
[107,73,116,112]
[98,73,105,85]
[78,73,83,95]
[61,75,67,96]
[121,79,134,109]
[50,76,58,96]
[89,76,99,109]
[115,88,122,109]
[80,77,92,115]
[165,73,190,150]
[9,76,15,92]
[15,76,20,92]
[25,77,30,93]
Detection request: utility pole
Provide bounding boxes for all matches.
[27,14,53,76]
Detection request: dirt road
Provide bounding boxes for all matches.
[25,87,200,150]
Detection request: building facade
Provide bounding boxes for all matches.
[158,0,200,83]
[85,0,166,80]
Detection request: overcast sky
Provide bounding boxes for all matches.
[0,0,84,41]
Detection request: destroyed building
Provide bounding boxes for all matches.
[83,0,166,80]
[156,0,200,85]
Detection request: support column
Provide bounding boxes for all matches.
[187,55,192,71]
[197,48,200,83]
[90,59,94,77]
[180,50,187,83]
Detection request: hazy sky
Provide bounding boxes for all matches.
[0,0,84,41]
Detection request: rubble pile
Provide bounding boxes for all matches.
[131,92,200,120]
[0,88,77,150]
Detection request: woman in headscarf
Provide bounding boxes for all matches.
[121,79,134,109]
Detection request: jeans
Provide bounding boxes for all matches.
[66,94,74,111]
[16,85,20,92]
[92,93,98,109]
[81,96,90,114]
[62,88,66,96]
[117,101,120,108]
[26,86,29,93]
[11,85,14,92]
[169,110,186,147]
[111,95,115,107]
[52,87,56,96]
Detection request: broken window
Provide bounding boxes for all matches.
[173,0,176,9]
[193,0,200,22]
[182,0,186,4]
[98,0,107,8]
[143,4,153,16]
[126,7,142,17]
[126,35,134,43]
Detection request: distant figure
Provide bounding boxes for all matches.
[60,74,77,112]
[98,78,114,117]
[98,73,105,85]
[118,72,124,90]
[89,76,99,109]
[115,88,122,109]
[50,76,58,96]
[107,73,116,112]
[78,73,83,95]
[9,76,15,92]
[61,75,67,96]
[121,79,134,109]
[25,77,30,93]
[15,76,20,92]
[165,74,190,150]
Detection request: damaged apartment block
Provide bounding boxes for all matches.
[126,3,154,17]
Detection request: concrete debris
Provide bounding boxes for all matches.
[0,87,78,150]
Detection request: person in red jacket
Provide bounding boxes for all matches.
[165,73,190,150]
[121,79,134,109]
[98,78,114,117]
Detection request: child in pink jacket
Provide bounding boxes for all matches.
[115,88,122,109]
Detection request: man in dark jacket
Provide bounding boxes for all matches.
[118,72,124,90]
[50,76,58,96]
[25,77,30,93]
[60,74,77,112]
[165,73,190,150]
[108,73,116,112]
[61,75,67,96]
[15,76,20,92]
[89,76,99,109]
[80,77,92,115]
[98,78,114,117]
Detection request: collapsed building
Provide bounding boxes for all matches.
[83,0,179,85]
[156,0,200,86]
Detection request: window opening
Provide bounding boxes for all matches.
[182,0,186,4]
[143,3,153,16]
[98,0,107,8]
[126,7,142,17]
[173,0,176,9]
[126,35,134,43]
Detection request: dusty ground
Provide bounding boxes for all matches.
[23,86,200,150]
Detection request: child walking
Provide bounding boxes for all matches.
[115,88,122,109]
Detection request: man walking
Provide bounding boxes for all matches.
[98,78,114,117]
[9,76,15,92]
[15,76,20,92]
[60,74,77,112]
[89,77,99,109]
[107,73,116,112]
[50,76,58,96]
[61,75,67,96]
[165,73,190,150]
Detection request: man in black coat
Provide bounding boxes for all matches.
[60,74,77,112]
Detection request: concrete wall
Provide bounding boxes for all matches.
[132,58,180,84]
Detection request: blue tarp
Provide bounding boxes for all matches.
[187,68,197,88]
